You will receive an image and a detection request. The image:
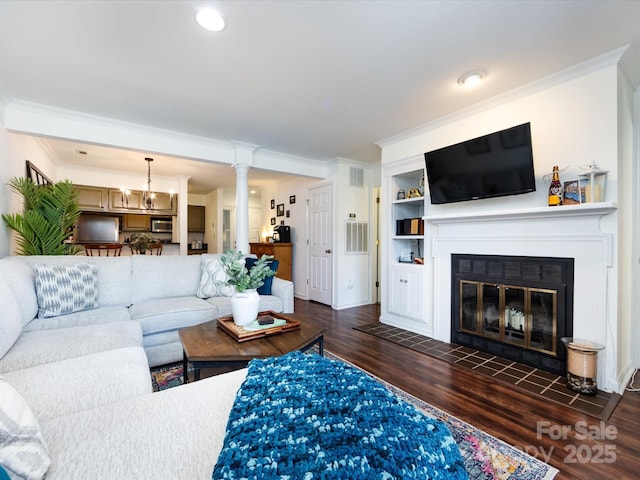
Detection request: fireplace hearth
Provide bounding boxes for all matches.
[451,254,574,375]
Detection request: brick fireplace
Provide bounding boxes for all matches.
[427,203,617,391]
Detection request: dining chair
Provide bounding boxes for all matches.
[85,244,123,257]
[147,242,163,255]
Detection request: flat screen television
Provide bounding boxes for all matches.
[424,122,536,204]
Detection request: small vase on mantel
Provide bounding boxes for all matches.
[230,288,260,327]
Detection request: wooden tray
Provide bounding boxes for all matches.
[217,312,301,342]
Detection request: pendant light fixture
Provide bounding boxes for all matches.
[143,157,155,210]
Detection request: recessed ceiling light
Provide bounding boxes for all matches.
[195,8,225,32]
[457,70,486,88]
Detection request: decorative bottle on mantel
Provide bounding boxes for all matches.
[548,165,562,206]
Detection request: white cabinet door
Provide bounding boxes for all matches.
[404,266,425,319]
[388,265,424,320]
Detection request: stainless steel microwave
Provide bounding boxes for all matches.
[151,217,172,233]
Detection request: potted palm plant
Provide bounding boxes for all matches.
[220,250,275,326]
[2,177,82,255]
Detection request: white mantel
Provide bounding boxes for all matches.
[425,202,617,224]
[425,203,619,392]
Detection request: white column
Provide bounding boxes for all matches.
[232,141,258,255]
[234,163,250,254]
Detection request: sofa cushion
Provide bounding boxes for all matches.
[0,278,22,359]
[145,342,185,369]
[39,368,248,480]
[142,330,180,348]
[131,255,202,303]
[196,255,234,298]
[2,347,151,422]
[0,321,142,374]
[21,256,132,308]
[129,297,217,336]
[34,262,98,318]
[244,257,279,295]
[0,259,38,327]
[0,376,51,480]
[23,305,131,332]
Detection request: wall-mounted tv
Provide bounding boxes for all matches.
[424,122,536,204]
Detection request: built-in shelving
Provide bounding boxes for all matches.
[390,170,425,264]
[381,158,428,331]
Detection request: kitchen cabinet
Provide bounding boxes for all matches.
[109,189,143,211]
[188,205,205,232]
[123,214,149,231]
[152,192,176,214]
[388,264,424,320]
[76,186,108,211]
[249,243,293,281]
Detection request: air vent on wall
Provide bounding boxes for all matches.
[346,221,368,254]
[350,167,364,187]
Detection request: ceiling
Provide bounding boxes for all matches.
[1,1,640,193]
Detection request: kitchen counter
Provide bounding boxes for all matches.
[187,243,208,255]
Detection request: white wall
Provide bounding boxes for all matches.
[257,161,377,308]
[0,114,59,256]
[331,162,375,309]
[261,176,316,299]
[631,81,640,370]
[381,66,619,210]
[616,69,637,386]
[380,60,635,393]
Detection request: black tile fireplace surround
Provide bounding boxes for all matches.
[451,254,574,375]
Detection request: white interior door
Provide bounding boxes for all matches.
[249,207,261,243]
[308,183,333,305]
[222,208,235,252]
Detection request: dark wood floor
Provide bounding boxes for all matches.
[292,299,640,480]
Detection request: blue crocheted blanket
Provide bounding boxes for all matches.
[212,351,467,479]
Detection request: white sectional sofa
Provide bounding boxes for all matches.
[0,253,293,368]
[0,253,293,479]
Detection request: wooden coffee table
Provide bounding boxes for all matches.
[179,311,325,383]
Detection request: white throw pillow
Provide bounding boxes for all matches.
[0,376,51,480]
[196,257,235,298]
[0,278,22,359]
[34,262,98,318]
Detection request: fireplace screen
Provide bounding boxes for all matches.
[452,254,572,375]
[460,281,558,357]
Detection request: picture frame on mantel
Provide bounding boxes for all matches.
[563,180,585,205]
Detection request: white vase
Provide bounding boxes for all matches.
[230,288,260,326]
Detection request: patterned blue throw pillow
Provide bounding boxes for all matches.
[213,351,468,479]
[34,263,98,318]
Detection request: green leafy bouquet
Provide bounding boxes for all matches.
[220,250,275,292]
